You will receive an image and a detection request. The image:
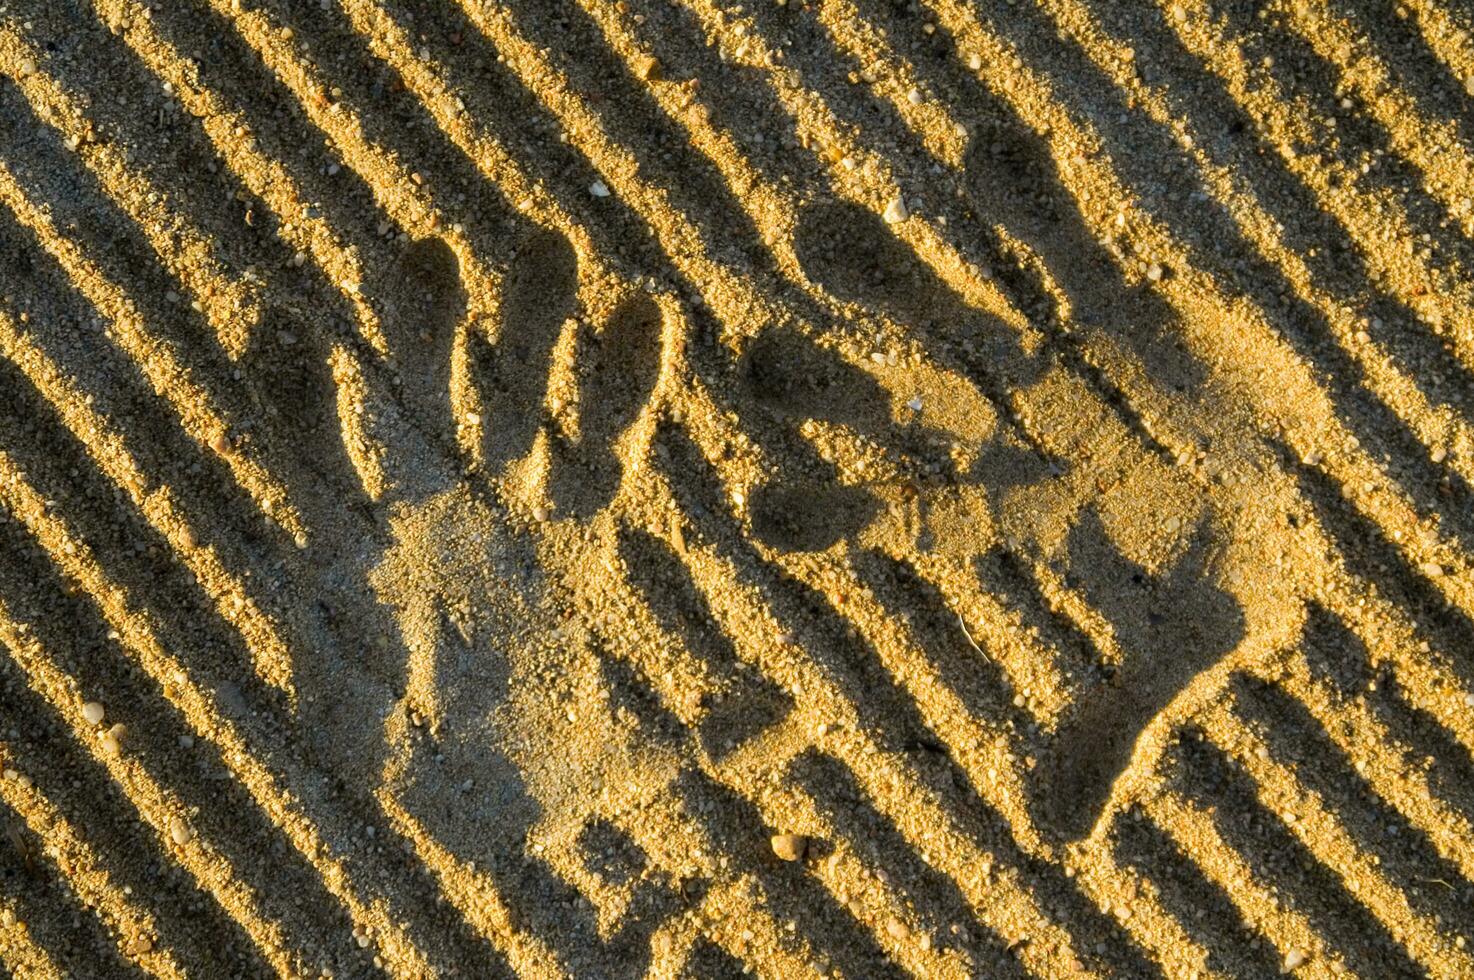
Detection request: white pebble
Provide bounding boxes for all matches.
[1282,949,1308,972]
[82,702,106,726]
[883,193,909,224]
[589,180,611,198]
[906,395,923,412]
[169,816,193,846]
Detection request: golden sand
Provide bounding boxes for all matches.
[0,0,1472,976]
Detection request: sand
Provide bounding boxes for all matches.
[0,0,1472,976]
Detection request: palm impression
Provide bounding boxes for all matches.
[248,177,1254,897]
[220,89,1276,978]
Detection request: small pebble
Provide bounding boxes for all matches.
[770,833,807,862]
[1466,75,1474,97]
[885,918,909,941]
[883,193,909,224]
[906,87,922,105]
[0,908,14,927]
[169,816,192,846]
[589,180,611,198]
[532,505,550,522]
[1282,949,1308,972]
[82,702,106,726]
[210,432,230,454]
[906,395,923,412]
[1431,446,1448,463]
[635,54,660,81]
[1146,262,1164,282]
[178,734,194,749]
